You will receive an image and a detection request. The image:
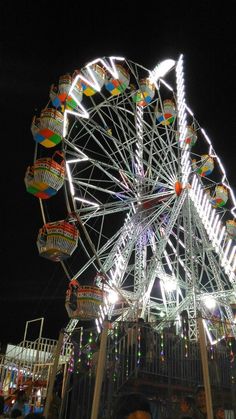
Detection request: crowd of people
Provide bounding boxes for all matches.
[0,394,45,419]
[0,390,52,419]
[0,387,229,419]
[0,395,44,418]
[112,388,227,419]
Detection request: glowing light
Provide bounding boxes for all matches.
[203,296,216,310]
[110,247,126,286]
[192,175,197,191]
[196,184,201,202]
[217,226,225,248]
[205,202,211,225]
[209,214,219,241]
[162,278,177,292]
[228,245,236,266]
[99,305,105,320]
[74,197,99,207]
[221,239,232,267]
[164,250,173,272]
[185,105,194,116]
[198,189,203,210]
[95,318,101,333]
[107,290,119,304]
[63,56,125,135]
[149,59,175,82]
[208,209,216,232]
[212,219,221,247]
[63,107,89,137]
[103,304,108,315]
[70,56,125,97]
[65,146,89,197]
[203,319,214,345]
[200,194,207,217]
[66,144,89,163]
[176,54,189,183]
[66,162,75,196]
[159,79,173,91]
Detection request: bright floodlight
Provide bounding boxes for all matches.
[203,296,216,310]
[107,290,119,304]
[150,59,176,83]
[162,278,177,292]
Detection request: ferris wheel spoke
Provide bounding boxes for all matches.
[140,191,187,315]
[71,213,134,279]
[145,142,179,186]
[143,130,178,183]
[78,200,134,220]
[73,174,129,200]
[100,104,137,161]
[75,117,129,171]
[153,126,179,171]
[89,99,140,172]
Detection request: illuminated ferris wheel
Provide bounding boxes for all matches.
[25,55,236,341]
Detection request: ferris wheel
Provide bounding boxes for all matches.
[25,55,236,341]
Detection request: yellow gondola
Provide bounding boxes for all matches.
[50,73,83,110]
[76,64,106,96]
[24,151,65,199]
[105,64,130,96]
[31,108,64,148]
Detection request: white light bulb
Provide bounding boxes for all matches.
[107,290,118,304]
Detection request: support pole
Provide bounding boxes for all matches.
[44,329,64,418]
[90,321,108,419]
[61,362,68,400]
[197,315,214,419]
[59,363,70,419]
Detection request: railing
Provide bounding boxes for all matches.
[0,335,73,398]
[62,322,236,419]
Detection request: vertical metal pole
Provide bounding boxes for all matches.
[44,330,64,418]
[35,319,44,376]
[38,318,44,341]
[197,315,214,419]
[59,364,70,419]
[61,362,68,400]
[90,321,108,419]
[23,318,44,342]
[23,321,29,344]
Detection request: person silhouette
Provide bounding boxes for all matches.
[113,392,152,419]
[179,395,196,418]
[0,395,5,419]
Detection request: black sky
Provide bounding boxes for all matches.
[1,1,236,345]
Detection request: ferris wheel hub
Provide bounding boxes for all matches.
[175,181,183,196]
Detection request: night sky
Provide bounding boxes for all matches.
[1,2,236,346]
